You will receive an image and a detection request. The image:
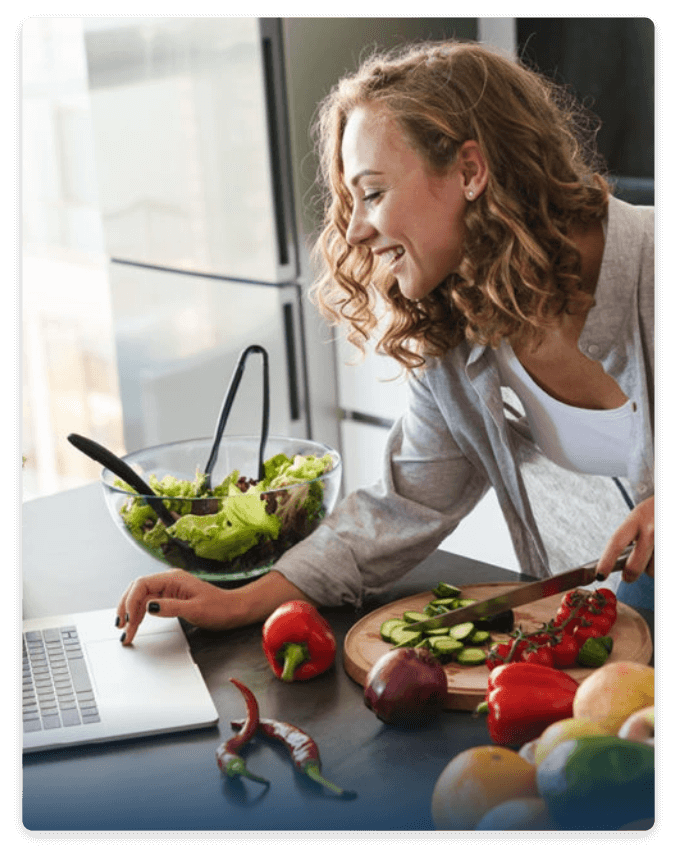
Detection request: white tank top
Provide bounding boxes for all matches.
[495,340,635,477]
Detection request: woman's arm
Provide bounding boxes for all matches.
[116,569,316,645]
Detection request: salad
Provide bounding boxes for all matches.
[114,451,334,572]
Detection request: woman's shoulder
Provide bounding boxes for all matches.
[608,194,654,234]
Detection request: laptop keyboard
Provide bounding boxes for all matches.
[23,626,100,732]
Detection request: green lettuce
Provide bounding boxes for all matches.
[115,450,333,566]
[168,493,281,561]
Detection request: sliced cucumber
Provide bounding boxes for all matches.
[423,625,450,636]
[430,637,464,657]
[455,598,477,608]
[468,629,491,645]
[448,622,475,640]
[379,618,408,642]
[389,626,423,647]
[402,610,430,624]
[457,647,487,666]
[428,597,459,608]
[432,582,463,599]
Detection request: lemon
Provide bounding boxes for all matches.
[534,717,610,766]
[431,745,539,830]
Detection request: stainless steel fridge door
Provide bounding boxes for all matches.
[83,17,296,282]
[107,262,307,450]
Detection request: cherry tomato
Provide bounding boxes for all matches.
[595,587,617,605]
[550,633,580,668]
[573,624,602,646]
[521,645,554,667]
[580,612,613,635]
[486,642,513,670]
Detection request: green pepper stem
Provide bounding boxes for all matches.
[475,701,490,716]
[304,762,356,798]
[225,755,269,785]
[278,642,310,682]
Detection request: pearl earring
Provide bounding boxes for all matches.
[467,190,474,199]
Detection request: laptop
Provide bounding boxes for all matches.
[22,607,219,753]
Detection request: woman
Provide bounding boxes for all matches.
[116,40,654,644]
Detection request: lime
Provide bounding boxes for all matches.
[536,735,654,829]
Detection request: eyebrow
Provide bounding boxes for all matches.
[348,169,384,187]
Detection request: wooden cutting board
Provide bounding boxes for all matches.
[343,582,653,710]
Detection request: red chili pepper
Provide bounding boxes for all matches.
[262,600,337,682]
[215,678,269,784]
[231,716,357,799]
[480,662,579,746]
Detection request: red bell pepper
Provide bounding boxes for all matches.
[481,662,580,746]
[262,600,337,682]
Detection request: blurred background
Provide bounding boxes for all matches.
[20,17,654,559]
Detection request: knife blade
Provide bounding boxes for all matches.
[406,547,632,632]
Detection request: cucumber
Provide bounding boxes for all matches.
[468,629,491,645]
[428,597,459,608]
[389,626,423,647]
[402,610,430,624]
[430,637,464,657]
[448,622,475,640]
[379,618,408,642]
[423,625,450,636]
[455,598,477,608]
[432,582,462,599]
[457,647,487,666]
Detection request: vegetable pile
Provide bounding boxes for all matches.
[379,581,515,667]
[114,451,333,571]
[486,586,618,671]
[378,580,618,672]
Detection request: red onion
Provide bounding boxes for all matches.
[363,647,447,727]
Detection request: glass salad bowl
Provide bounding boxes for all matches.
[101,435,342,584]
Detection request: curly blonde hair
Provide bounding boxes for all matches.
[310,39,610,369]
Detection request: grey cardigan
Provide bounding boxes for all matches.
[276,197,654,609]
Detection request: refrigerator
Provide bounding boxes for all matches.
[82,16,478,464]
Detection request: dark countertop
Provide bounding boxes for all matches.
[21,483,654,832]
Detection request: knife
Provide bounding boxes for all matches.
[406,547,633,632]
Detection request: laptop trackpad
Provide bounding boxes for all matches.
[85,632,215,730]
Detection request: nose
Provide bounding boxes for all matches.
[345,203,376,247]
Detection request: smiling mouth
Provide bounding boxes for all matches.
[381,246,405,266]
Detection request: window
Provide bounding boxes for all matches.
[21,17,124,499]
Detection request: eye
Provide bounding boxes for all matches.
[362,190,383,204]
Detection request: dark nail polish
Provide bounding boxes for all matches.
[115,616,120,627]
[148,601,160,614]
[125,613,130,623]
[595,573,606,582]
[120,632,126,643]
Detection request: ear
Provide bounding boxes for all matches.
[457,140,488,200]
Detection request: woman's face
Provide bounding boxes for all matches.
[341,104,470,302]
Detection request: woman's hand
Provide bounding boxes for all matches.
[116,569,316,645]
[596,496,654,583]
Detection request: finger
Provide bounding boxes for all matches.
[115,581,135,631]
[595,538,627,579]
[622,539,654,583]
[145,597,188,620]
[119,575,164,645]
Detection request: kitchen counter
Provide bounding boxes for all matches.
[21,483,654,831]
